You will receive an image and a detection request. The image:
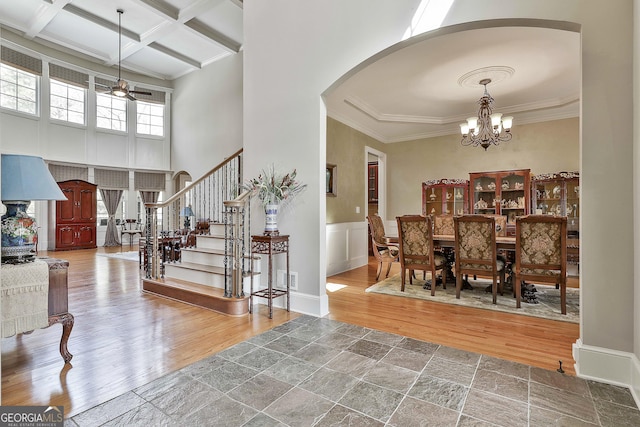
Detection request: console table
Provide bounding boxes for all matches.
[250,235,290,318]
[1,258,74,363]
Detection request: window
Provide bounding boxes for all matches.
[50,80,85,124]
[96,93,127,131]
[0,63,38,115]
[96,190,125,226]
[136,101,164,136]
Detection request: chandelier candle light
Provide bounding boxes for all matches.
[460,78,513,150]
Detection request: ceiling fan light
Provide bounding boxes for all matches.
[112,88,126,97]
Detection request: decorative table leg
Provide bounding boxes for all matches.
[49,312,74,363]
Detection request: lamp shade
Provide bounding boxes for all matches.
[1,154,66,202]
[180,206,194,217]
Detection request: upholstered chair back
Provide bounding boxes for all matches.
[455,215,497,271]
[433,215,455,236]
[514,215,568,314]
[396,215,446,294]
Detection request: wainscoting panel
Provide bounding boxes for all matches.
[326,221,368,276]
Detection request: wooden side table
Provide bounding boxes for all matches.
[250,235,290,318]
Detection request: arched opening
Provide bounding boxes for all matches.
[323,18,581,318]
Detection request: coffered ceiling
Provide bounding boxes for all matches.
[0,0,243,81]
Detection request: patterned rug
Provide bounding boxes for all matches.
[366,274,579,323]
[97,251,139,262]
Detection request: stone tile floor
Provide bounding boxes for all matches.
[66,316,639,426]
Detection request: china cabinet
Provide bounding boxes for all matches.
[422,179,469,217]
[531,171,580,267]
[469,169,530,234]
[368,162,378,203]
[55,180,97,250]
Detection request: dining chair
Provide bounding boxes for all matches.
[433,214,455,283]
[514,215,567,314]
[453,215,506,304]
[396,215,447,295]
[367,214,399,281]
[484,214,508,237]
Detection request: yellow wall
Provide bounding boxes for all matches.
[327,117,579,221]
[326,117,386,223]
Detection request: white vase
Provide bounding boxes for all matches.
[264,203,280,235]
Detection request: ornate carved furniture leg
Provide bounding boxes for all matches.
[49,312,74,363]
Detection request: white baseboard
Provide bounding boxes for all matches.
[573,338,640,408]
[252,291,329,317]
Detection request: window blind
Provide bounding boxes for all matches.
[49,64,89,88]
[49,164,89,182]
[95,168,129,189]
[134,171,165,191]
[1,46,42,75]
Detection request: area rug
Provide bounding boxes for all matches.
[97,251,139,262]
[366,274,579,323]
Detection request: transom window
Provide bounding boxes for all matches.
[136,101,164,136]
[96,93,127,131]
[0,63,38,115]
[50,80,85,124]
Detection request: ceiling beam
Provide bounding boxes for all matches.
[149,42,201,69]
[184,19,240,53]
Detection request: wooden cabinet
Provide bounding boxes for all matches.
[368,162,378,203]
[422,179,469,217]
[532,171,580,267]
[55,180,97,250]
[469,169,531,234]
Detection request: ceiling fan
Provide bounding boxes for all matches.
[96,9,151,101]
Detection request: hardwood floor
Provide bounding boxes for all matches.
[1,247,579,418]
[326,260,579,376]
[1,247,298,416]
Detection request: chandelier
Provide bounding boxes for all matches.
[460,78,513,150]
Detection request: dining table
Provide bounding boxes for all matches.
[384,234,521,296]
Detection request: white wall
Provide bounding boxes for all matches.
[244,0,636,388]
[171,53,243,179]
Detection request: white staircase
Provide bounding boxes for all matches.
[142,223,259,316]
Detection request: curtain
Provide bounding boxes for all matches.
[139,191,159,204]
[101,189,123,246]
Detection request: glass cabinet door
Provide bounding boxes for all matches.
[425,186,442,216]
[422,179,469,217]
[500,172,528,225]
[447,186,467,216]
[564,176,580,238]
[471,175,497,214]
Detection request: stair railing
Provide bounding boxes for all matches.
[223,190,251,298]
[143,149,245,294]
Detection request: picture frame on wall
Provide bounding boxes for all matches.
[326,164,337,196]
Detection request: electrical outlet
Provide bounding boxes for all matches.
[277,270,298,291]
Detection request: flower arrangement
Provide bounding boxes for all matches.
[244,164,306,207]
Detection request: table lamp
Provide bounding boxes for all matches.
[1,154,67,263]
[180,206,194,228]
